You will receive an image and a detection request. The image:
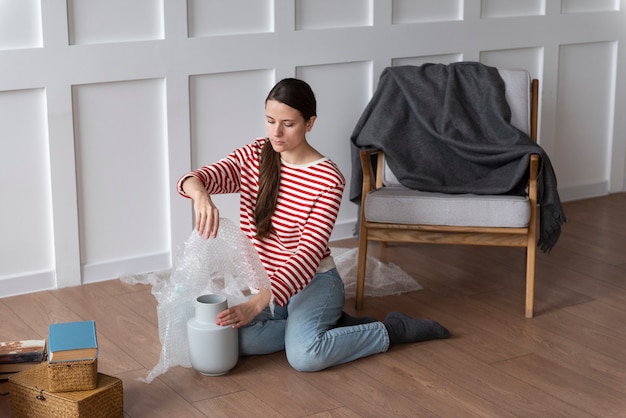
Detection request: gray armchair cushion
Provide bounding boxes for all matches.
[364,187,530,227]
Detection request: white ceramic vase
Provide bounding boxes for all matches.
[187,294,239,376]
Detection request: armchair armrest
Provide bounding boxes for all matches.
[359,148,383,201]
[528,153,539,204]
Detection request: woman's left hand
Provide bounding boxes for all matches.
[216,289,271,329]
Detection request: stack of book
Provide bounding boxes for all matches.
[9,321,123,416]
[0,339,46,395]
[2,320,99,395]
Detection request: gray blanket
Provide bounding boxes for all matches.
[350,62,565,252]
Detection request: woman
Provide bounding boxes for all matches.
[177,78,450,372]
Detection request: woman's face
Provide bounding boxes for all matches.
[265,99,315,155]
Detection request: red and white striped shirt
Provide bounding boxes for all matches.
[177,138,346,307]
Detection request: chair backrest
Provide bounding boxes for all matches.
[382,68,532,187]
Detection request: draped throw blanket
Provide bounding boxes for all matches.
[349,62,566,252]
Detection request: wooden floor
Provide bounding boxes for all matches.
[2,193,626,417]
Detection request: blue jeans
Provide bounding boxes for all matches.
[238,268,390,371]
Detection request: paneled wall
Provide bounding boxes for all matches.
[1,0,625,297]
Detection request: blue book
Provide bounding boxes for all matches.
[48,320,98,363]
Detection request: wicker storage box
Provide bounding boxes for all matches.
[9,362,123,418]
[47,359,98,392]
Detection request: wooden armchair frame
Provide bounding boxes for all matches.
[355,79,540,318]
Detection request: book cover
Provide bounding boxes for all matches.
[0,361,42,373]
[48,320,98,363]
[0,339,46,364]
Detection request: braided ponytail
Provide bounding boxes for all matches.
[254,140,281,238]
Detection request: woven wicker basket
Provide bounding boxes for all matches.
[9,362,123,418]
[47,359,97,392]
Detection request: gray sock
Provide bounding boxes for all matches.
[383,311,450,345]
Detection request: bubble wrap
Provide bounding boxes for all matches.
[330,247,423,296]
[120,218,270,383]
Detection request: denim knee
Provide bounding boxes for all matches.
[285,344,328,372]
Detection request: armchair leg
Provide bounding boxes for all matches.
[525,244,536,318]
[355,234,369,310]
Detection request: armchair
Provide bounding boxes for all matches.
[352,64,554,318]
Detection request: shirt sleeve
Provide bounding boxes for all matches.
[177,150,244,198]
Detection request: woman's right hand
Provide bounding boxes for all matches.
[182,177,220,239]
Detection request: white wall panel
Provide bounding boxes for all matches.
[554,41,617,197]
[67,0,164,45]
[391,48,542,86]
[73,79,169,281]
[392,0,462,23]
[392,53,463,67]
[296,62,372,238]
[1,1,625,296]
[189,70,274,224]
[295,0,372,30]
[188,0,273,37]
[0,0,42,50]
[561,0,619,13]
[0,89,54,288]
[481,0,544,18]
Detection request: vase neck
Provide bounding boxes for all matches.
[195,294,228,324]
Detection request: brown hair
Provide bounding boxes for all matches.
[254,78,317,238]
